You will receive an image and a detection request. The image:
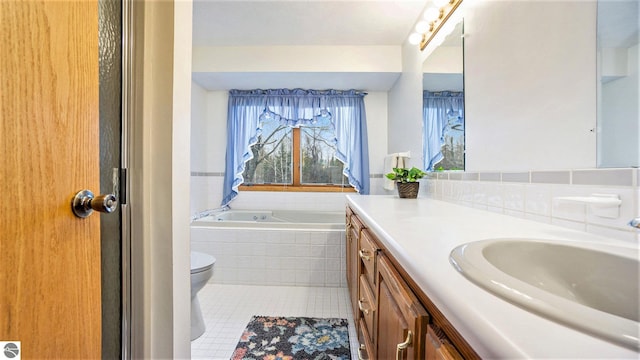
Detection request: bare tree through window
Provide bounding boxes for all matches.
[243,115,348,186]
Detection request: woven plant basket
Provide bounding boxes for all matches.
[396,182,419,198]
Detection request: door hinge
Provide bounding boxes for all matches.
[118,168,127,205]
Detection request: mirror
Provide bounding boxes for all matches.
[597,0,639,168]
[419,1,638,171]
[422,21,464,171]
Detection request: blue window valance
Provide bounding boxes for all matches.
[423,90,465,171]
[222,88,370,205]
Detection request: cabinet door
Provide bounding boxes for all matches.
[426,324,463,360]
[376,255,429,360]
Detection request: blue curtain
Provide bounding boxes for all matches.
[222,89,370,205]
[423,91,464,171]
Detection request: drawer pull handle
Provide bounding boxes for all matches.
[396,330,412,360]
[359,249,371,261]
[358,299,371,315]
[358,344,367,360]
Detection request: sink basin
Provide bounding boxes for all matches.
[450,238,639,350]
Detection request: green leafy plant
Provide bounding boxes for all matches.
[385,167,426,183]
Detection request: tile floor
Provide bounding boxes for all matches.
[191,284,359,360]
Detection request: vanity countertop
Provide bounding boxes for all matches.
[346,195,638,359]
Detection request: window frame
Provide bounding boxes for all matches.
[238,127,355,193]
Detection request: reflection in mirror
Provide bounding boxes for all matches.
[597,0,639,167]
[422,21,464,171]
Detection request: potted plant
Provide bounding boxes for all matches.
[385,167,426,198]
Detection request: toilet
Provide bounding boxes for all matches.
[190,251,216,341]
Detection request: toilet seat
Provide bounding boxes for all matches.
[191,251,216,274]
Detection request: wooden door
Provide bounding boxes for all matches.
[0,1,101,358]
[376,255,429,360]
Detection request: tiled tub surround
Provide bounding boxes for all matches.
[191,225,347,287]
[423,168,639,242]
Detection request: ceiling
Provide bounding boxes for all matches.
[192,0,429,47]
[191,0,429,90]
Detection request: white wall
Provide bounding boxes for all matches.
[170,1,192,356]
[193,46,401,73]
[463,0,597,171]
[190,89,227,213]
[363,92,389,177]
[190,82,210,172]
[131,0,192,358]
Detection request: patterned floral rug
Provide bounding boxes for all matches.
[231,315,351,360]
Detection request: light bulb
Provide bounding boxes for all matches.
[415,21,429,34]
[408,33,422,45]
[433,0,449,7]
[423,7,439,22]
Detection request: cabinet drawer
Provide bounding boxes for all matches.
[358,318,376,360]
[426,324,463,360]
[358,274,375,340]
[359,229,379,285]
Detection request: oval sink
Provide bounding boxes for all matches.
[450,238,639,350]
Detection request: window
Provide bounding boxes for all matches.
[223,89,369,206]
[240,115,351,191]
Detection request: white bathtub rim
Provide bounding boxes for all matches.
[191,209,345,230]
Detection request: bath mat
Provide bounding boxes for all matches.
[230,315,350,360]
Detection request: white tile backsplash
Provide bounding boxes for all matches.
[525,184,552,216]
[428,168,639,243]
[503,183,526,211]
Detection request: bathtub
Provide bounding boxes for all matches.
[192,210,345,230]
[191,209,347,287]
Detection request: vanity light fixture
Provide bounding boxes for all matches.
[408,0,463,51]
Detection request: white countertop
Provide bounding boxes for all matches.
[346,195,638,359]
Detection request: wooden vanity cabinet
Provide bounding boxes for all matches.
[346,205,478,360]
